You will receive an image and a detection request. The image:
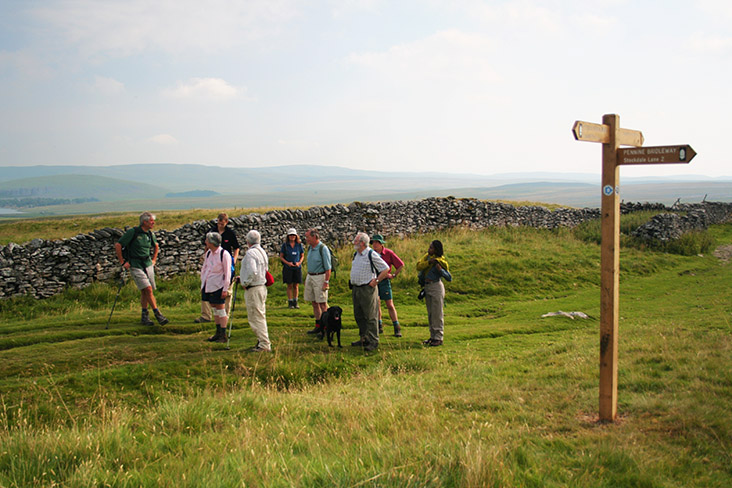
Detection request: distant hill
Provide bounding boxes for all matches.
[0,164,730,217]
[0,174,167,201]
[165,190,220,198]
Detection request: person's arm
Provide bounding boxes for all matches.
[239,255,253,287]
[371,254,390,287]
[221,250,231,296]
[114,242,130,270]
[152,242,159,265]
[323,269,331,290]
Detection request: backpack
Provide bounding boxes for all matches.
[319,244,339,279]
[121,226,153,263]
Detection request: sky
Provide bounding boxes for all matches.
[1,0,731,178]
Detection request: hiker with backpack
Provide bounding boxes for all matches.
[349,232,390,352]
[114,212,169,326]
[194,212,240,324]
[200,232,233,343]
[304,228,332,336]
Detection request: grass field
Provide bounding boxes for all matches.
[0,223,730,487]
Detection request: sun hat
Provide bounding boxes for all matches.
[370,234,385,245]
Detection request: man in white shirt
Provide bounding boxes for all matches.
[349,232,390,351]
[239,230,272,352]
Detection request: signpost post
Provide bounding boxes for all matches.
[572,114,695,421]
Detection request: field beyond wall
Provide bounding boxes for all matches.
[0,222,730,487]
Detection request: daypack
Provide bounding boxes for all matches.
[121,226,153,263]
[319,244,339,279]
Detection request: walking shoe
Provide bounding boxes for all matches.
[194,317,210,323]
[422,338,433,345]
[249,341,271,352]
[427,339,443,347]
[378,323,383,334]
[293,300,300,309]
[306,326,322,335]
[393,324,402,338]
[351,339,365,347]
[141,310,154,326]
[154,310,169,325]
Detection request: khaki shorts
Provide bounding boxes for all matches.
[303,273,328,303]
[130,265,156,291]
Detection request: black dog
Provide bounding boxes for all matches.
[318,305,343,347]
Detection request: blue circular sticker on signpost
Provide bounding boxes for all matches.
[603,185,614,196]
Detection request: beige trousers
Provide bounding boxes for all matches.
[245,285,270,350]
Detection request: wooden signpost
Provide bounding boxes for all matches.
[572,114,696,421]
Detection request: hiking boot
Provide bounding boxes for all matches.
[194,316,210,323]
[351,339,365,347]
[293,299,300,309]
[428,339,443,347]
[213,329,228,343]
[141,310,154,326]
[422,338,433,345]
[378,323,384,334]
[306,325,322,335]
[207,326,223,342]
[154,310,169,326]
[393,324,402,338]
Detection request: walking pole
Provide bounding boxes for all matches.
[106,267,126,329]
[226,279,238,350]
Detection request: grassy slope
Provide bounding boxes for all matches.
[0,225,730,486]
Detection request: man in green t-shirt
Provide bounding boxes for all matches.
[114,212,169,326]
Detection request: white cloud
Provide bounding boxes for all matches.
[0,50,54,80]
[29,0,300,57]
[570,12,617,34]
[347,29,498,84]
[91,75,124,95]
[163,78,242,101]
[688,34,732,53]
[148,134,179,145]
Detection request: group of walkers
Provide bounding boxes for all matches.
[116,211,452,353]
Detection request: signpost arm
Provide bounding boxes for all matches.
[600,114,620,421]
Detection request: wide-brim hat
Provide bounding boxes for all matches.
[370,234,385,244]
[286,228,298,236]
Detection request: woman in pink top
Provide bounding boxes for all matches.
[200,232,232,343]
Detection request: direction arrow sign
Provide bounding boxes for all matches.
[572,120,644,147]
[617,145,696,165]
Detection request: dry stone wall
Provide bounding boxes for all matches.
[2,197,730,299]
